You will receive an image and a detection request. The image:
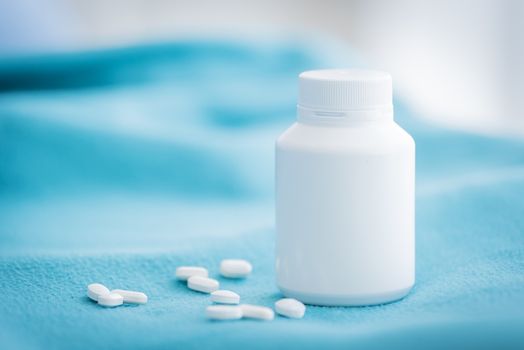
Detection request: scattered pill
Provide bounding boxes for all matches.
[240,304,275,321]
[206,305,243,320]
[175,266,208,281]
[219,259,252,278]
[98,292,124,307]
[211,290,240,305]
[111,289,148,304]
[275,298,306,319]
[188,276,219,293]
[87,283,110,302]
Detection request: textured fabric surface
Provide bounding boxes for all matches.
[1,40,524,349]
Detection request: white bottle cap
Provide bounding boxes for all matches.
[298,69,393,121]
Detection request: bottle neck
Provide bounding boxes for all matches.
[297,105,393,127]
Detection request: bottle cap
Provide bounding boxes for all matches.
[298,69,393,121]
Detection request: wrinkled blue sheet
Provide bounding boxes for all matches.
[1,39,524,349]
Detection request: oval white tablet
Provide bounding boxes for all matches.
[87,283,110,302]
[219,259,252,278]
[211,290,240,305]
[98,292,124,307]
[275,298,306,319]
[111,289,148,304]
[187,276,219,293]
[175,266,208,281]
[206,305,243,320]
[240,304,274,321]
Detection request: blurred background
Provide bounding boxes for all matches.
[1,0,524,135]
[1,0,524,253]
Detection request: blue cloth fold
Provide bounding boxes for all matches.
[0,39,523,349]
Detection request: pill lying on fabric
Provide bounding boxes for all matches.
[275,298,306,319]
[219,259,252,278]
[87,283,110,302]
[211,290,240,305]
[240,304,274,321]
[206,305,243,320]
[98,292,124,307]
[188,276,219,293]
[111,289,148,304]
[175,266,209,281]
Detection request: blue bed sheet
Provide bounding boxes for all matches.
[1,39,524,349]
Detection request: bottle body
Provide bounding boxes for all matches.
[275,119,415,306]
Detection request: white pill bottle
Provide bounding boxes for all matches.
[275,69,415,306]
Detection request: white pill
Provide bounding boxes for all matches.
[211,290,240,304]
[98,292,124,307]
[275,298,306,319]
[87,283,110,302]
[206,305,243,320]
[175,266,208,281]
[187,276,219,293]
[240,304,275,321]
[219,259,252,278]
[111,289,148,304]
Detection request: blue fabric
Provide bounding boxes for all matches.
[1,39,524,350]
